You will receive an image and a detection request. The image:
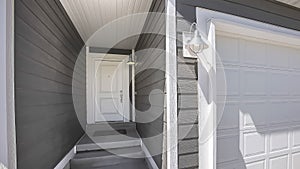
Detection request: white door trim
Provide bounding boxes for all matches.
[196,7,300,169]
[86,51,130,124]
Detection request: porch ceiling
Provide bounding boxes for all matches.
[60,0,153,49]
[276,0,300,8]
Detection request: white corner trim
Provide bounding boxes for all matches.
[197,20,217,169]
[141,141,159,169]
[54,146,76,169]
[165,0,178,169]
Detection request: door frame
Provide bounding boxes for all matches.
[86,50,130,124]
[196,7,300,169]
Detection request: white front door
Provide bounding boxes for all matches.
[95,60,124,122]
[87,53,130,123]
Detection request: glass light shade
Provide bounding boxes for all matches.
[188,30,209,53]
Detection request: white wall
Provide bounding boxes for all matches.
[0,0,8,166]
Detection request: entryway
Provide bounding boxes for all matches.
[71,50,150,169]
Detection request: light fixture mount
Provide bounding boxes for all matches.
[127,53,135,65]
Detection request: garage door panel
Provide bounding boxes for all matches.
[246,160,266,169]
[241,69,267,96]
[241,101,268,128]
[217,162,242,169]
[241,39,267,67]
[243,132,266,157]
[288,101,300,122]
[217,67,240,96]
[270,131,289,152]
[292,152,300,169]
[217,135,239,163]
[289,73,300,95]
[267,44,290,69]
[217,102,239,130]
[292,128,300,147]
[269,71,290,96]
[269,101,290,125]
[269,155,288,169]
[289,48,300,70]
[216,35,239,64]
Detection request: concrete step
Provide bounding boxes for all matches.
[76,138,141,152]
[86,122,136,132]
[70,146,146,169]
[77,126,141,152]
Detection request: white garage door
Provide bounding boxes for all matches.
[216,32,300,169]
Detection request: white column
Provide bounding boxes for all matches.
[165,0,178,168]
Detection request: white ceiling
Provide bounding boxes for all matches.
[60,0,153,49]
[276,0,300,8]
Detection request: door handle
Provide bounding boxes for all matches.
[120,90,123,103]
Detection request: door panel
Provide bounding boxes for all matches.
[216,33,300,169]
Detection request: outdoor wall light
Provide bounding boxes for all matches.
[188,29,209,53]
[183,22,209,58]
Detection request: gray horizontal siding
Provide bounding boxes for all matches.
[178,125,198,140]
[177,49,199,168]
[178,153,199,169]
[178,109,198,125]
[15,0,85,168]
[176,6,199,165]
[135,0,166,168]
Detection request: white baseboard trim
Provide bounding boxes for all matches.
[141,141,159,169]
[54,146,76,169]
